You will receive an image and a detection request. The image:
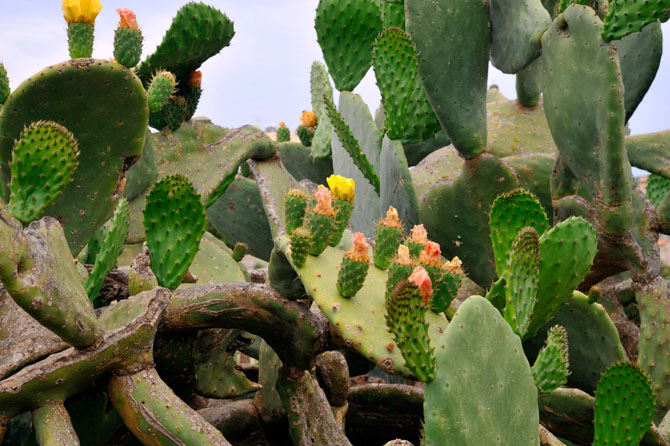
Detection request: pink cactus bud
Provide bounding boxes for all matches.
[409,266,432,302]
[347,232,370,262]
[443,256,464,275]
[314,185,334,216]
[408,224,428,244]
[116,8,139,29]
[395,244,412,266]
[381,205,402,229]
[419,241,441,268]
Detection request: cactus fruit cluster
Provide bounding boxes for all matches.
[1,0,670,445]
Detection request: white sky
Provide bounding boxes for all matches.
[0,1,668,136]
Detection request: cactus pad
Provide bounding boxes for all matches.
[531,325,570,394]
[289,227,311,268]
[337,256,370,298]
[423,296,539,445]
[0,58,148,254]
[593,362,655,446]
[489,188,550,277]
[407,0,490,159]
[144,174,206,289]
[276,236,448,378]
[314,0,383,91]
[137,3,234,85]
[0,63,9,105]
[147,71,177,113]
[503,227,540,338]
[385,281,436,382]
[285,189,308,234]
[8,121,79,224]
[488,0,551,74]
[602,0,670,41]
[310,61,334,158]
[113,27,143,69]
[372,27,441,143]
[84,198,129,301]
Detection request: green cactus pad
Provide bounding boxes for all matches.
[337,256,370,298]
[593,362,655,446]
[310,61,334,158]
[531,325,570,394]
[489,188,550,277]
[307,212,334,256]
[488,0,551,74]
[314,0,383,91]
[524,291,626,394]
[67,22,94,58]
[503,227,540,338]
[113,27,143,68]
[647,174,670,207]
[137,3,234,85]
[296,125,315,147]
[386,261,414,298]
[289,227,311,268]
[602,0,670,41]
[542,5,632,235]
[381,0,406,28]
[528,216,597,336]
[285,189,308,235]
[407,0,490,159]
[330,199,353,246]
[329,92,383,238]
[428,270,463,314]
[84,198,129,301]
[423,296,539,445]
[0,59,148,254]
[147,71,177,113]
[638,277,670,420]
[0,63,9,105]
[231,242,247,262]
[374,223,404,270]
[372,27,441,143]
[325,93,380,196]
[276,126,290,143]
[278,142,334,185]
[617,24,663,122]
[516,57,544,107]
[385,282,436,382]
[276,236,448,378]
[144,174,206,289]
[625,130,670,179]
[8,121,79,224]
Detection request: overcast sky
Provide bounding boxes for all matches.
[0,1,668,137]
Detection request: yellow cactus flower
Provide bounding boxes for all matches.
[300,110,317,128]
[327,175,355,202]
[62,0,103,23]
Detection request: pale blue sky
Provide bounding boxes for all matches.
[0,1,668,137]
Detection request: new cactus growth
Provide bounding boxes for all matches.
[277,121,290,143]
[385,267,436,382]
[143,174,206,289]
[285,189,308,235]
[531,325,570,394]
[8,121,79,224]
[336,232,370,297]
[406,224,428,259]
[593,362,656,446]
[417,241,462,313]
[327,174,355,246]
[61,0,102,58]
[84,198,129,302]
[147,71,177,114]
[374,206,404,270]
[289,226,311,268]
[308,185,336,255]
[231,242,248,262]
[113,9,143,68]
[386,244,414,298]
